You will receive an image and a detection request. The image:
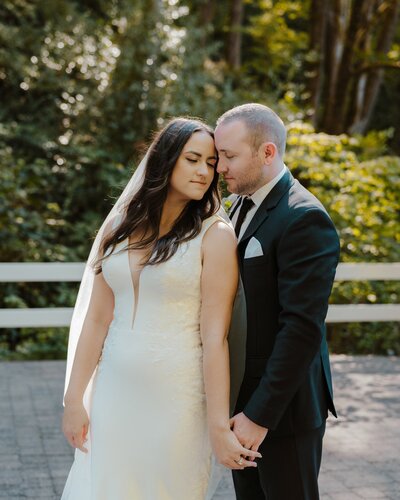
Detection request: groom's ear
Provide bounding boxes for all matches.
[260,142,278,165]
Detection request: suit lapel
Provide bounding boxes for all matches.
[239,169,295,248]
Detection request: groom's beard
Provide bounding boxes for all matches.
[226,157,264,196]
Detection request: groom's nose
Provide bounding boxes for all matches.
[217,158,227,174]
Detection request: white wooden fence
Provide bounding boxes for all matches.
[0,263,399,328]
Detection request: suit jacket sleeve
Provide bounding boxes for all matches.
[243,208,340,429]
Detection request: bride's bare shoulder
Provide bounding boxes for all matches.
[202,218,236,253]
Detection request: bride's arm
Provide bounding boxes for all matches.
[62,270,114,452]
[62,223,115,452]
[64,271,114,406]
[201,221,261,469]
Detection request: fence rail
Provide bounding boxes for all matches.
[0,262,399,328]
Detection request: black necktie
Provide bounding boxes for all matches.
[234,197,254,237]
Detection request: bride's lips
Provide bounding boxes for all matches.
[191,181,207,185]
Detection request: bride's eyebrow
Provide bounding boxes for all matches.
[185,151,202,157]
[185,150,217,161]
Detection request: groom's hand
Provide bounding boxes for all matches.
[230,412,268,452]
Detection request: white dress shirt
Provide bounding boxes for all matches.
[231,166,287,241]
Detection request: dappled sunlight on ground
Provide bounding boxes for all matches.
[0,356,399,499]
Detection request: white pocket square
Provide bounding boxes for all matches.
[244,237,264,259]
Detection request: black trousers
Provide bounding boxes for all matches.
[232,421,326,500]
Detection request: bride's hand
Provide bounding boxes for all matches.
[210,427,262,470]
[62,402,90,453]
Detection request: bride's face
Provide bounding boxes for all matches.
[168,131,217,202]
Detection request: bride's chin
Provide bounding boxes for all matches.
[188,192,207,201]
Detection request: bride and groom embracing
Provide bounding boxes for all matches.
[61,103,340,500]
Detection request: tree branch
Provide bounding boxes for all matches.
[357,61,400,73]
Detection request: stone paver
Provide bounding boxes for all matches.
[0,355,399,499]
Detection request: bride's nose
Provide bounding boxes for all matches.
[196,162,209,176]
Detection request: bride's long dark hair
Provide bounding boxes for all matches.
[94,117,220,272]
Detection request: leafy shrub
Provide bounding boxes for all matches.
[286,123,400,354]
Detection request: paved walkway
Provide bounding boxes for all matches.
[0,355,399,499]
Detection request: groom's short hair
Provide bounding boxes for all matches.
[216,103,287,157]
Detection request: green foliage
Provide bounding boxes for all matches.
[327,322,400,356]
[286,123,400,264]
[286,123,400,354]
[0,327,69,360]
[245,0,310,106]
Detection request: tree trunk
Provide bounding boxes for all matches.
[311,0,352,132]
[227,0,244,70]
[200,0,216,26]
[324,0,370,133]
[310,0,399,134]
[349,0,400,133]
[197,0,216,46]
[309,0,328,127]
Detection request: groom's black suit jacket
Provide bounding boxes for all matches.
[234,169,340,437]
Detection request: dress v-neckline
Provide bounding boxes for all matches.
[125,238,148,330]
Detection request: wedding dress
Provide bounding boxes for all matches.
[61,213,227,500]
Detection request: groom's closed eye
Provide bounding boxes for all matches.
[221,151,237,159]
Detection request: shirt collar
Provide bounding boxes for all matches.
[249,166,287,208]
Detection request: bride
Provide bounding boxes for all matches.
[61,117,260,499]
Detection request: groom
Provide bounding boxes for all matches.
[215,103,340,500]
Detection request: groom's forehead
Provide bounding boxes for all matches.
[215,120,249,146]
[216,119,247,134]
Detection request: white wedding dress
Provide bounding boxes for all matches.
[61,214,227,500]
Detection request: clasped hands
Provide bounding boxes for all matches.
[211,412,268,470]
[63,401,269,470]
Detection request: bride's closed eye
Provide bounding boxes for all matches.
[187,158,216,169]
